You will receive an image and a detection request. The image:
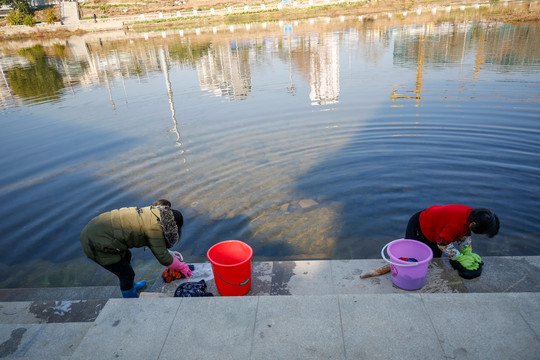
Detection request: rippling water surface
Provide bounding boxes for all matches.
[0,18,539,287]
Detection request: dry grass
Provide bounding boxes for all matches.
[6,0,540,41]
[123,0,540,32]
[54,0,536,22]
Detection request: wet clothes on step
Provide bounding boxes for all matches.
[174,280,213,297]
[162,265,196,283]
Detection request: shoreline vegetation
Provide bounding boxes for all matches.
[1,0,539,41]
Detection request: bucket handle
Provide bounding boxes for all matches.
[212,264,251,286]
[381,242,419,267]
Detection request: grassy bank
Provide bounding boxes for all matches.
[125,1,540,33]
[1,0,539,41]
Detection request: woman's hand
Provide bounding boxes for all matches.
[167,257,193,278]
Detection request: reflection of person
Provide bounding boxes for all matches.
[405,205,499,278]
[80,199,192,298]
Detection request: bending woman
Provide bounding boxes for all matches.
[80,199,192,297]
[405,204,499,278]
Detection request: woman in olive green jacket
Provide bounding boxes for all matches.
[80,199,192,298]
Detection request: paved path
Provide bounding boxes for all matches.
[0,257,539,359]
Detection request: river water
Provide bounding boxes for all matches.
[0,16,539,288]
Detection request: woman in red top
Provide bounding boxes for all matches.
[405,205,499,278]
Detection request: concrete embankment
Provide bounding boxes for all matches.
[0,257,539,359]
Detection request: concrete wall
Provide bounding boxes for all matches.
[61,1,80,23]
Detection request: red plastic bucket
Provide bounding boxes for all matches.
[206,240,253,296]
[381,239,433,290]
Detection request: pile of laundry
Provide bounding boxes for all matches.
[161,268,187,283]
[162,266,214,297]
[174,280,213,297]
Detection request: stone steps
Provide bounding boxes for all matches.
[61,1,80,24]
[147,256,540,297]
[1,257,538,302]
[0,257,538,359]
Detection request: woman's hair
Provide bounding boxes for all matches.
[469,208,500,238]
[153,199,172,208]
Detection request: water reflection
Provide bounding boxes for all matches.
[0,18,539,288]
[159,46,181,145]
[197,40,253,100]
[1,21,538,108]
[5,45,64,104]
[309,32,340,106]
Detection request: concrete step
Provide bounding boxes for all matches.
[145,256,540,297]
[0,257,538,359]
[0,286,120,302]
[1,257,538,302]
[1,293,539,359]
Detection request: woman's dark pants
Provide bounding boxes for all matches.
[102,250,135,291]
[405,211,442,258]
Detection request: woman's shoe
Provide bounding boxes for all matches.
[121,287,138,298]
[134,280,147,291]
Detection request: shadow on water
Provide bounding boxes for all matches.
[0,119,144,287]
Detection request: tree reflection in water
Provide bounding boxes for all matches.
[7,45,64,102]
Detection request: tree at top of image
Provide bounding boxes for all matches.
[2,0,35,25]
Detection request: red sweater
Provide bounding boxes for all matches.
[419,205,473,246]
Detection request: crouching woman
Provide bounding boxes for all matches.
[80,199,192,298]
[405,204,499,279]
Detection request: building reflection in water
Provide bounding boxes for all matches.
[286,27,296,95]
[473,27,485,81]
[308,32,340,106]
[390,25,426,108]
[158,46,181,146]
[197,40,253,101]
[0,20,538,109]
[0,59,15,108]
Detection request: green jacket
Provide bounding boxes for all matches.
[80,205,177,266]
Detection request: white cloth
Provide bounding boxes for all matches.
[168,250,183,261]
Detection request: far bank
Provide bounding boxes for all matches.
[1,0,539,41]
